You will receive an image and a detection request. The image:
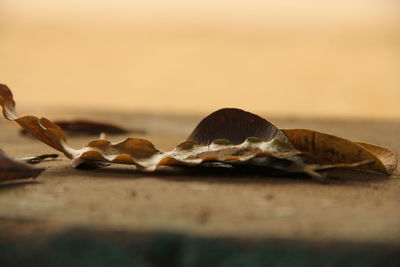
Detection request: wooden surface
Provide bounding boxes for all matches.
[0,110,399,244]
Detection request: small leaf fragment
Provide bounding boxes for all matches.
[0,149,44,183]
[0,84,18,120]
[19,154,59,164]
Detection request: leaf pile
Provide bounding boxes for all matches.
[0,84,397,181]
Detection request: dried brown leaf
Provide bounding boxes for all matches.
[0,149,44,183]
[19,154,59,164]
[54,119,130,135]
[355,142,397,174]
[20,119,140,137]
[187,108,289,145]
[0,83,397,181]
[281,129,397,175]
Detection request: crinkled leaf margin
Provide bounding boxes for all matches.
[0,84,397,182]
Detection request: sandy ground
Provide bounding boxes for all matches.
[0,109,399,244]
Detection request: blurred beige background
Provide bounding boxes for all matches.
[1,0,399,119]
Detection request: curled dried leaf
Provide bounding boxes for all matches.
[21,119,141,137]
[187,108,290,145]
[53,119,131,135]
[19,154,60,164]
[281,129,397,175]
[355,142,397,175]
[0,83,397,181]
[0,149,44,183]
